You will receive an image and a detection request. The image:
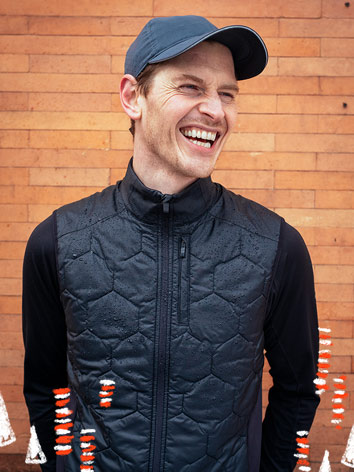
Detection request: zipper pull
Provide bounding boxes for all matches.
[180,238,186,258]
[161,195,172,214]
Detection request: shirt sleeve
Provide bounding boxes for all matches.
[22,213,67,471]
[260,219,320,471]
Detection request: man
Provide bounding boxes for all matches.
[23,15,319,471]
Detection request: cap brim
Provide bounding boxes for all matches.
[149,25,268,80]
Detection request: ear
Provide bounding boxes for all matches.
[119,74,142,121]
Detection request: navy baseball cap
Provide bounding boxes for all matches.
[125,15,268,81]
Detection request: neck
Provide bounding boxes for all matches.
[131,153,197,195]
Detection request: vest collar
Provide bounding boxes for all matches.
[119,158,219,224]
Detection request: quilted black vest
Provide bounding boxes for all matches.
[55,159,281,471]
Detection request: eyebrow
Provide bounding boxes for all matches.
[174,73,239,93]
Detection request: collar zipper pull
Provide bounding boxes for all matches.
[161,195,172,214]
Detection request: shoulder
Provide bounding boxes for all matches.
[55,184,123,237]
[278,219,312,267]
[211,185,282,242]
[25,213,55,259]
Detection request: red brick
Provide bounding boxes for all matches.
[266,38,320,57]
[276,134,354,153]
[315,284,353,302]
[209,18,279,37]
[0,0,153,16]
[309,246,354,265]
[0,260,23,278]
[0,385,25,402]
[0,242,26,260]
[0,204,27,222]
[229,189,315,209]
[314,265,354,284]
[111,94,123,112]
[317,154,354,172]
[0,296,21,314]
[28,204,62,222]
[111,131,133,150]
[111,55,125,74]
[318,320,353,338]
[29,92,111,112]
[29,16,111,35]
[0,34,131,55]
[224,133,275,152]
[110,16,153,35]
[275,208,353,228]
[0,93,28,111]
[0,15,28,34]
[29,130,110,149]
[0,168,28,186]
[0,349,23,367]
[237,95,277,114]
[0,185,104,205]
[0,367,23,384]
[0,148,131,169]
[279,58,354,76]
[0,54,29,72]
[216,151,316,170]
[241,76,319,95]
[110,168,127,185]
[318,302,353,320]
[318,116,354,134]
[322,38,354,58]
[30,54,111,74]
[154,0,321,18]
[331,339,354,356]
[29,168,109,187]
[0,278,21,296]
[2,111,128,131]
[237,114,318,134]
[0,223,36,241]
[320,355,352,373]
[1,314,21,332]
[277,95,354,115]
[313,228,354,247]
[279,18,354,38]
[0,73,120,93]
[323,0,354,18]
[212,170,273,189]
[0,130,29,148]
[275,171,353,190]
[315,190,354,209]
[320,78,354,95]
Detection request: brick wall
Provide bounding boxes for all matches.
[0,1,353,470]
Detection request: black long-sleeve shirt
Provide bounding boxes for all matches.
[22,211,320,471]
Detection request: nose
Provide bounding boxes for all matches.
[198,93,225,122]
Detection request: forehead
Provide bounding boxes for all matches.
[156,41,237,82]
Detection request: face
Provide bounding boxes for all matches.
[135,41,238,186]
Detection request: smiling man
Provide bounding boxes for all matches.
[23,16,319,472]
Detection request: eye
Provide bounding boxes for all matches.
[180,84,200,92]
[219,92,235,102]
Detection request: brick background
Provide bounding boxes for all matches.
[0,0,353,470]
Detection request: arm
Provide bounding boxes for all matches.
[22,214,67,471]
[260,220,320,471]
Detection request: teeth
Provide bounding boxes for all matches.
[181,128,218,142]
[191,139,211,148]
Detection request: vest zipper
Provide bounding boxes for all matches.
[152,197,172,472]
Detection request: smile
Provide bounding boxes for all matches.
[180,127,220,149]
